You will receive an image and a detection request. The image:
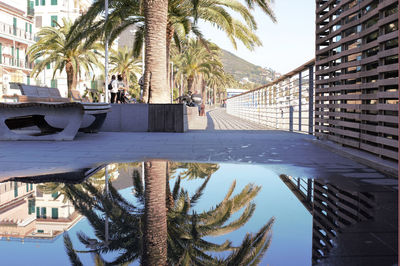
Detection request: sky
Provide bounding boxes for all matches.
[198,0,316,74]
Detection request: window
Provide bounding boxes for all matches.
[51,191,58,198]
[27,76,30,85]
[26,183,29,192]
[46,62,50,69]
[28,199,35,214]
[41,0,45,5]
[51,15,57,27]
[13,18,17,35]
[51,0,57,5]
[14,182,18,197]
[35,16,42,28]
[16,48,19,67]
[29,24,32,34]
[41,207,46,218]
[11,46,14,66]
[35,0,38,5]
[51,208,58,219]
[36,207,40,218]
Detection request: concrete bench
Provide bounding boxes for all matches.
[0,83,111,140]
[0,102,111,140]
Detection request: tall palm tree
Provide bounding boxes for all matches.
[68,0,276,103]
[142,0,169,103]
[207,73,237,105]
[63,161,275,265]
[173,39,223,102]
[27,18,101,99]
[109,47,142,88]
[143,160,168,265]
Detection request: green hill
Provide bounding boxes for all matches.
[220,49,275,85]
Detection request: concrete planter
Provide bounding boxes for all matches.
[101,103,188,132]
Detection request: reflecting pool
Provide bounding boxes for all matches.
[0,161,397,265]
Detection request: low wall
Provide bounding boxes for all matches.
[101,104,148,132]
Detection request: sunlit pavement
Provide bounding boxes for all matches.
[0,109,397,191]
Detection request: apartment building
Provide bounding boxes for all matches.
[0,0,35,98]
[0,180,81,240]
[315,0,399,160]
[32,0,92,97]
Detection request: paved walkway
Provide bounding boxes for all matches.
[188,108,271,131]
[0,108,397,191]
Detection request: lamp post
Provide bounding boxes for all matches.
[104,165,109,246]
[104,0,109,103]
[170,61,173,103]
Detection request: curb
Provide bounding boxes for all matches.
[309,139,398,178]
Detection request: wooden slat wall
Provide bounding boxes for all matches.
[315,0,398,161]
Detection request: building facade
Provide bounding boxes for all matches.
[0,180,81,240]
[33,0,94,97]
[0,0,35,98]
[315,0,398,160]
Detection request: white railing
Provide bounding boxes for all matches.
[226,60,315,134]
[0,21,34,41]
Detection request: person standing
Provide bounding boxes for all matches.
[116,74,126,103]
[110,75,118,103]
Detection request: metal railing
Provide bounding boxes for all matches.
[0,21,34,41]
[0,56,33,70]
[226,59,315,134]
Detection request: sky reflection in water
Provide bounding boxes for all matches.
[0,161,396,265]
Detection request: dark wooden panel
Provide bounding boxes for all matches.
[148,104,185,132]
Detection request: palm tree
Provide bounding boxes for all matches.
[27,18,101,99]
[173,39,223,102]
[109,47,142,88]
[63,161,275,265]
[141,0,169,103]
[68,0,276,103]
[169,162,219,180]
[143,160,168,265]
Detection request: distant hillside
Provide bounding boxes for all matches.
[220,49,278,85]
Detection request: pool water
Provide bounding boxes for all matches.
[0,161,397,265]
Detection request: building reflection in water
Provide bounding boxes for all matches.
[280,174,381,265]
[0,164,116,242]
[0,180,80,241]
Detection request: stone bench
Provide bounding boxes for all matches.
[1,83,110,139]
[0,102,111,140]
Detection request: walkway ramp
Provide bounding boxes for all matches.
[189,108,272,131]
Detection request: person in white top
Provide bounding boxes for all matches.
[116,74,126,103]
[110,75,118,103]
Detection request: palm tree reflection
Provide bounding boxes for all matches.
[63,161,275,265]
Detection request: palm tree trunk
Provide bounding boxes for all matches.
[143,0,169,103]
[143,160,167,266]
[213,86,216,105]
[65,61,75,99]
[187,75,194,93]
[166,22,174,93]
[201,77,206,105]
[165,162,174,210]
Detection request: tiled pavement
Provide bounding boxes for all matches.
[0,107,396,265]
[0,108,397,191]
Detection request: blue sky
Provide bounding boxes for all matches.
[198,1,316,74]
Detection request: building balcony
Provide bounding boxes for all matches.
[0,56,33,71]
[0,22,34,43]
